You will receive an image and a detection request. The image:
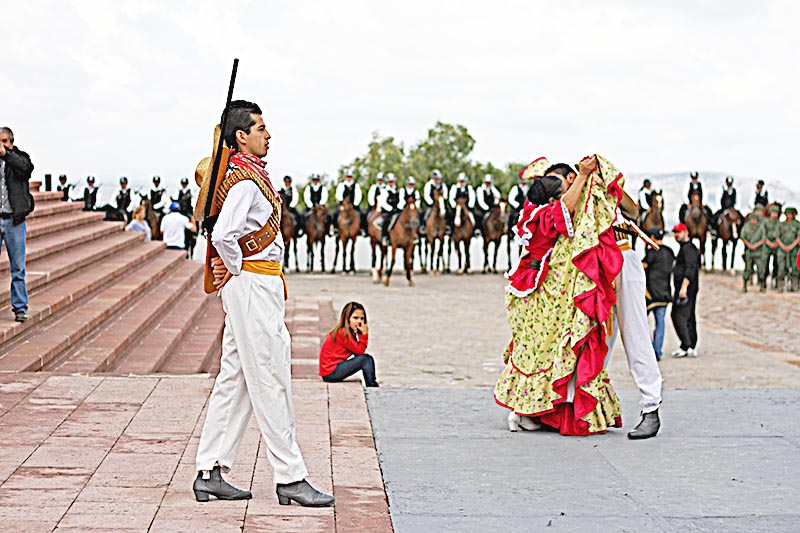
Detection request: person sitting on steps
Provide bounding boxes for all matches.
[319,302,379,387]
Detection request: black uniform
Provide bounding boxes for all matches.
[381,188,400,242]
[176,188,196,259]
[150,187,166,219]
[116,188,132,222]
[755,188,768,207]
[57,183,73,202]
[83,186,98,211]
[671,239,700,351]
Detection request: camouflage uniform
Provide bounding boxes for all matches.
[740,214,766,292]
[779,207,800,291]
[762,206,782,289]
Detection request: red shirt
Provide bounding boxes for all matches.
[318,330,369,377]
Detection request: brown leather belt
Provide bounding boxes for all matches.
[238,224,278,258]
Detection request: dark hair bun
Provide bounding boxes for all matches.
[527,176,563,205]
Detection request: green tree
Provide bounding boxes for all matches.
[340,132,406,188]
[406,121,476,186]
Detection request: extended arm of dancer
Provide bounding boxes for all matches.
[560,155,597,216]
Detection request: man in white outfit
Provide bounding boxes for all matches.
[605,192,663,440]
[194,100,333,507]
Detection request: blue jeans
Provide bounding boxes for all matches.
[321,354,378,387]
[0,218,27,313]
[648,305,667,361]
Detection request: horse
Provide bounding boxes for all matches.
[332,197,360,274]
[683,190,708,268]
[138,195,162,241]
[482,201,508,274]
[305,204,329,272]
[421,189,448,274]
[634,190,664,249]
[711,207,742,272]
[450,197,475,275]
[281,201,300,273]
[384,196,420,286]
[366,206,387,282]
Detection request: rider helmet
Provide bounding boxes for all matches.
[311,174,320,181]
[120,176,128,185]
[483,174,493,184]
[87,176,95,184]
[431,169,442,179]
[756,179,764,187]
[376,172,385,182]
[643,179,651,187]
[457,172,468,182]
[725,176,733,185]
[345,168,353,178]
[180,177,189,186]
[406,177,416,186]
[690,172,698,180]
[386,173,397,183]
[58,174,67,182]
[284,175,292,183]
[153,175,161,185]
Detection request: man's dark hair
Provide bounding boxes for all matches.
[0,127,14,144]
[543,163,576,179]
[527,176,564,205]
[222,100,262,149]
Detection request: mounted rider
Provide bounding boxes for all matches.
[753,179,769,209]
[115,176,133,222]
[279,175,300,232]
[712,176,737,227]
[333,169,363,235]
[302,174,329,232]
[679,171,712,229]
[507,175,529,232]
[638,179,655,226]
[448,172,475,229]
[82,176,98,211]
[422,169,448,233]
[475,174,501,235]
[150,175,167,221]
[379,173,401,246]
[367,172,385,210]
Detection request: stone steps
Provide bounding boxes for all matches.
[26,198,85,220]
[26,209,107,240]
[157,294,224,374]
[49,260,203,373]
[0,248,184,372]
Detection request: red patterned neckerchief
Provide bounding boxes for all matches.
[228,150,281,202]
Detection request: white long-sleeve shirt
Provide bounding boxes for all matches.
[476,185,501,211]
[211,180,284,276]
[378,185,401,212]
[279,184,299,208]
[303,183,329,207]
[638,188,652,209]
[335,182,363,206]
[449,184,475,209]
[507,184,528,210]
[368,183,384,207]
[423,180,448,205]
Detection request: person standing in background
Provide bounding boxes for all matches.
[778,207,800,292]
[0,126,34,323]
[670,223,700,358]
[740,212,766,292]
[642,227,674,361]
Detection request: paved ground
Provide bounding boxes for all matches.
[0,374,388,532]
[367,387,800,532]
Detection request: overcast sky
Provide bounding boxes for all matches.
[6,1,799,192]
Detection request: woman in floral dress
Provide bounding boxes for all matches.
[495,155,625,436]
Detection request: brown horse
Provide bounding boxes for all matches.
[634,190,664,249]
[332,197,360,274]
[384,196,420,286]
[482,201,508,274]
[367,206,387,282]
[450,197,475,275]
[139,196,162,241]
[305,205,329,272]
[684,190,708,267]
[281,201,299,273]
[711,207,742,272]
[422,189,448,274]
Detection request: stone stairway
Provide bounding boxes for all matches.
[0,182,224,374]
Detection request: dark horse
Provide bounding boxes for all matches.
[683,190,708,268]
[633,190,664,249]
[367,206,387,283]
[281,200,299,273]
[450,197,475,275]
[332,197,360,274]
[139,195,162,241]
[482,201,508,274]
[305,204,329,272]
[711,207,742,272]
[421,189,448,274]
[384,196,420,286]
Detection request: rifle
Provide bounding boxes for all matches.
[198,59,239,293]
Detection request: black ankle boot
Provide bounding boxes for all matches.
[627,409,660,440]
[193,466,252,502]
[276,479,334,507]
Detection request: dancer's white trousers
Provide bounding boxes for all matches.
[196,271,308,484]
[605,248,663,413]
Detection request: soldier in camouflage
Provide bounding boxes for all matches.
[740,212,766,292]
[762,205,782,289]
[778,207,800,292]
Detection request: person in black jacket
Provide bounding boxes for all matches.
[670,223,700,358]
[642,227,674,361]
[0,127,35,322]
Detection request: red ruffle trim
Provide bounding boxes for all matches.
[506,261,548,295]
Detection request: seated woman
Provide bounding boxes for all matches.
[319,302,379,387]
[496,155,624,436]
[125,205,152,242]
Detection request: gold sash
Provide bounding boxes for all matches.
[241,260,288,300]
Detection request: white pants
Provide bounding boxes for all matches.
[605,248,663,413]
[196,271,308,485]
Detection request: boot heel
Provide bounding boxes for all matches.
[194,490,210,502]
[277,494,291,505]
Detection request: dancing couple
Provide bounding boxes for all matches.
[495,155,662,439]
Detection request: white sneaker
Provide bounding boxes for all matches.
[688,348,698,357]
[671,348,688,358]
